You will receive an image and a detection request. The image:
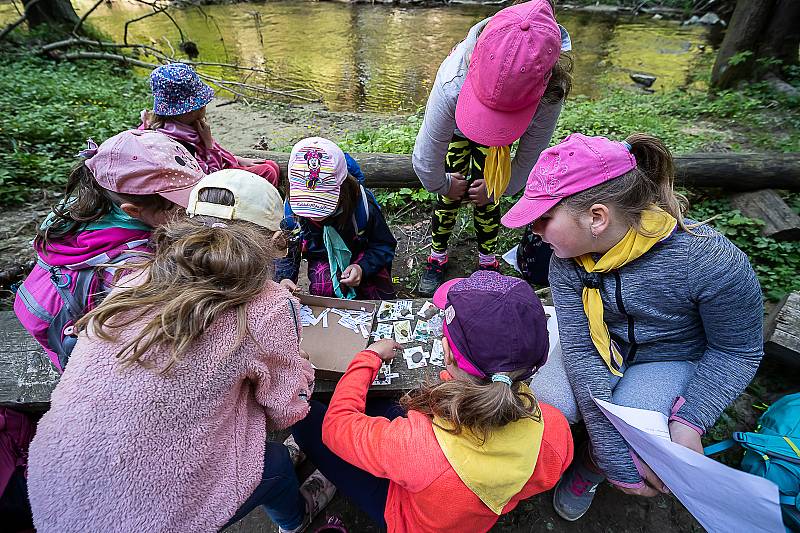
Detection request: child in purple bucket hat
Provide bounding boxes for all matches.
[140,63,281,186]
[291,270,574,532]
[412,0,573,297]
[502,132,764,521]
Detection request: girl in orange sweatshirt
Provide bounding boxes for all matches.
[293,270,574,532]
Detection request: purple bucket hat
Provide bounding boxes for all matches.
[432,270,549,380]
[150,63,215,117]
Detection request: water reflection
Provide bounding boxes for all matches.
[7,0,710,112]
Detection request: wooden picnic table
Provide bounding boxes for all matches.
[0,298,441,411]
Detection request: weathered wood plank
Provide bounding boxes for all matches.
[730,189,800,241]
[239,150,800,192]
[764,292,800,367]
[0,311,60,411]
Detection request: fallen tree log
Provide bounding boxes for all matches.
[239,150,800,191]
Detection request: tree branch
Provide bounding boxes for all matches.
[0,0,42,42]
[72,0,104,36]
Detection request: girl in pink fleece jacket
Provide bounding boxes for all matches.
[27,170,334,533]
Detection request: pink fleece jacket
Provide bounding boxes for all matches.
[27,280,314,533]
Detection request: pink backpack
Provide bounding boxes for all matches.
[14,236,149,373]
[0,408,33,497]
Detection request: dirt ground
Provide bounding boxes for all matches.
[2,100,799,532]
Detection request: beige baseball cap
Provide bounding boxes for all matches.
[186,169,284,231]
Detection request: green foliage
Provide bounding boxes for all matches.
[338,114,422,154]
[0,52,150,204]
[727,50,754,66]
[688,196,800,301]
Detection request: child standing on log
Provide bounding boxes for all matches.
[27,170,336,533]
[141,63,281,186]
[292,270,574,532]
[502,133,764,521]
[412,0,572,296]
[279,137,397,300]
[14,130,205,372]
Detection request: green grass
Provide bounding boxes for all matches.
[0,51,150,204]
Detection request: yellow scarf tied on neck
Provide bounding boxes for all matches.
[574,207,677,377]
[432,384,544,514]
[483,145,511,205]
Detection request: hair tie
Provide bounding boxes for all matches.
[211,222,227,228]
[621,141,632,152]
[77,139,98,159]
[491,374,513,387]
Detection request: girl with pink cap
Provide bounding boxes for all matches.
[503,132,764,521]
[14,130,206,373]
[412,0,572,296]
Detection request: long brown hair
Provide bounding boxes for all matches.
[37,163,173,247]
[75,187,285,374]
[322,174,361,230]
[561,133,691,233]
[400,369,541,442]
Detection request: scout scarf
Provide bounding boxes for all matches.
[432,383,544,514]
[574,207,677,376]
[483,145,511,205]
[322,225,355,299]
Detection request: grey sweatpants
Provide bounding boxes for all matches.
[531,313,698,424]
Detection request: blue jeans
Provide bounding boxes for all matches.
[223,442,306,530]
[292,399,404,528]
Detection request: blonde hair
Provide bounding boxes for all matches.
[75,187,286,373]
[400,369,541,442]
[560,133,691,233]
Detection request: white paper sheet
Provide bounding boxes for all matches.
[502,245,520,273]
[593,397,785,533]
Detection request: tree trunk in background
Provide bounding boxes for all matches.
[22,0,80,28]
[757,0,800,70]
[711,0,776,89]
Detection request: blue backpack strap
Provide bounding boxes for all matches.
[345,153,365,185]
[352,184,371,234]
[282,199,299,231]
[704,439,738,456]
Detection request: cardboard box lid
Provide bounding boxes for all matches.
[297,294,376,379]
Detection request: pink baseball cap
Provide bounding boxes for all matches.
[501,133,637,228]
[84,129,205,208]
[456,0,561,147]
[288,137,348,219]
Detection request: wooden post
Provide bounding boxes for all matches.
[730,189,800,241]
[764,292,800,367]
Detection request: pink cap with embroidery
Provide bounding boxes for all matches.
[288,137,348,219]
[501,133,637,228]
[455,0,561,147]
[84,129,205,208]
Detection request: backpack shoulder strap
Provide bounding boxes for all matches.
[352,184,371,234]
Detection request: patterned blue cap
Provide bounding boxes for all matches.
[150,63,215,116]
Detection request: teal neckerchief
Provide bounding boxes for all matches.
[41,203,151,232]
[322,225,355,299]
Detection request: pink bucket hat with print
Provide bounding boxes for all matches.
[288,137,348,218]
[456,0,561,147]
[83,129,205,208]
[501,133,637,228]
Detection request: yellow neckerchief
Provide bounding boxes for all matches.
[574,207,677,377]
[483,146,511,205]
[432,384,544,514]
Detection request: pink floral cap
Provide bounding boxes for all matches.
[288,137,348,218]
[455,0,561,147]
[502,133,637,228]
[84,129,205,208]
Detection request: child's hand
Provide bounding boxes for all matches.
[195,118,214,149]
[618,459,668,497]
[366,339,402,362]
[468,179,492,206]
[340,264,363,287]
[668,420,704,455]
[236,156,264,167]
[444,172,468,200]
[280,278,298,292]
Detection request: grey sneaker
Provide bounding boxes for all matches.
[417,257,447,297]
[553,460,605,521]
[278,470,337,533]
[283,434,306,467]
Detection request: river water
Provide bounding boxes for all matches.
[5,0,711,112]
